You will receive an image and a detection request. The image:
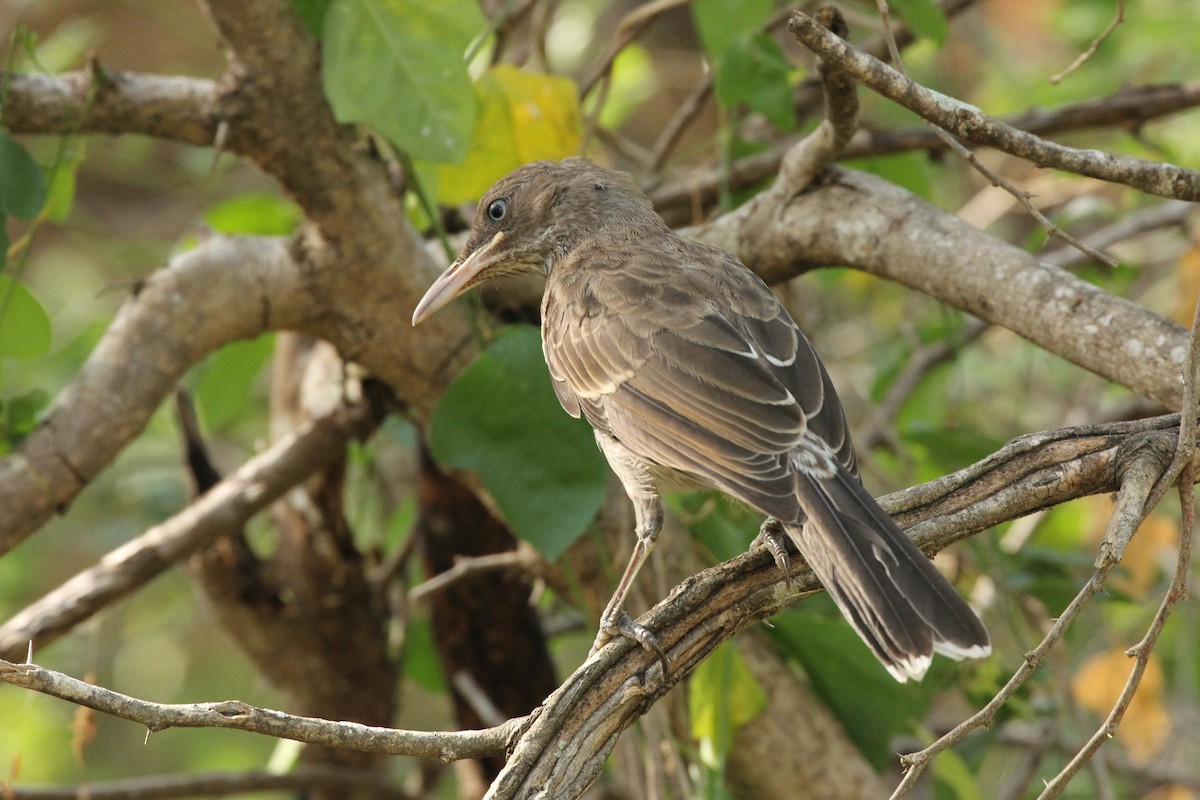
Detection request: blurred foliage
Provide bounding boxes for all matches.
[2,0,1200,796]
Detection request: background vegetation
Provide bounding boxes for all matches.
[1,0,1198,798]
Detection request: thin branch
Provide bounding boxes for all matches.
[0,658,518,761]
[0,396,384,662]
[650,81,1200,221]
[1049,0,1125,85]
[859,318,990,452]
[409,547,542,603]
[1043,199,1195,269]
[1036,293,1200,799]
[770,7,858,199]
[867,1,1116,266]
[4,767,413,800]
[786,11,1200,201]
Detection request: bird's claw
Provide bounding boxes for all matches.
[752,518,792,591]
[591,611,670,676]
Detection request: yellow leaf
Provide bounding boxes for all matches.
[1175,243,1200,325]
[1084,497,1177,598]
[437,66,582,205]
[1072,647,1169,763]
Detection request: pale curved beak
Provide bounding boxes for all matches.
[411,232,505,326]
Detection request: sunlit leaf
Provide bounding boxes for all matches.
[1073,647,1169,762]
[0,276,52,361]
[41,157,79,223]
[689,640,767,768]
[322,0,484,162]
[0,132,46,220]
[204,194,302,236]
[429,326,609,559]
[437,66,582,205]
[931,747,982,800]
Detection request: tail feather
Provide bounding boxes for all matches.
[787,468,990,682]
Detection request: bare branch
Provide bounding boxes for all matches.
[3,767,413,800]
[0,396,384,662]
[786,11,1200,201]
[0,659,517,761]
[650,81,1200,221]
[1049,0,1124,85]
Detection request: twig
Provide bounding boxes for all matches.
[786,11,1200,201]
[859,318,990,452]
[868,1,1116,266]
[408,547,541,603]
[649,81,1200,222]
[1043,199,1195,269]
[0,658,518,761]
[1050,0,1125,85]
[3,767,413,800]
[1035,294,1200,799]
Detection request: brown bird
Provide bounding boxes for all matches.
[413,158,989,681]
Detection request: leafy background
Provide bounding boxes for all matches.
[2,0,1199,796]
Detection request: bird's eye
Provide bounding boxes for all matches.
[487,198,508,223]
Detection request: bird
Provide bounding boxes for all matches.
[412,157,990,682]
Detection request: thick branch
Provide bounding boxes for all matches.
[715,167,1188,408]
[1,68,220,144]
[485,415,1184,797]
[0,235,306,558]
[787,11,1200,201]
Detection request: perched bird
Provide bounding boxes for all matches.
[413,158,989,681]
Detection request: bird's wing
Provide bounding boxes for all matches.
[542,240,855,519]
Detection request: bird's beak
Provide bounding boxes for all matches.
[412,231,506,326]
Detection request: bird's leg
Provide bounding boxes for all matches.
[590,494,668,672]
[751,516,793,590]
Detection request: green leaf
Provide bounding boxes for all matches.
[403,617,447,693]
[770,612,945,769]
[204,194,302,236]
[692,0,774,61]
[0,276,52,361]
[689,640,767,767]
[194,335,276,430]
[322,0,484,163]
[291,0,333,36]
[713,33,796,130]
[0,132,47,220]
[890,0,949,45]
[435,66,582,205]
[41,156,79,223]
[931,746,982,800]
[2,387,49,445]
[429,326,609,560]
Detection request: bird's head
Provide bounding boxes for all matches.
[412,158,658,325]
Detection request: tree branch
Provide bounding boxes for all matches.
[0,235,307,558]
[1,65,220,145]
[0,394,384,663]
[786,11,1200,201]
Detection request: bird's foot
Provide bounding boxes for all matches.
[751,518,792,590]
[590,611,669,676]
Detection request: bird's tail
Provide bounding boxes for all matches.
[786,468,990,682]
